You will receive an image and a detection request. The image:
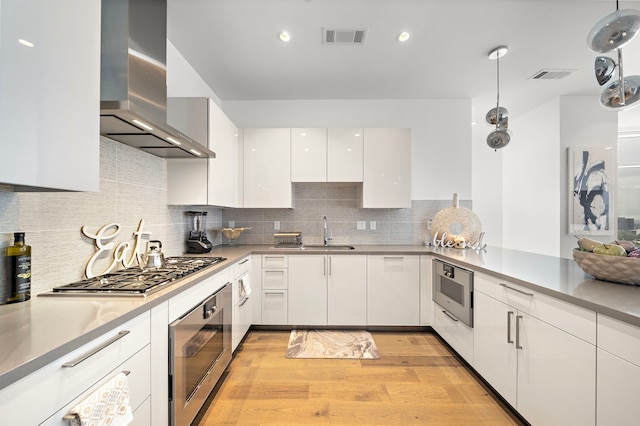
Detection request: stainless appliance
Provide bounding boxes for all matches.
[186,211,213,254]
[99,0,215,159]
[39,257,226,297]
[169,282,232,426]
[432,259,474,327]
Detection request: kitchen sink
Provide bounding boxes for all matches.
[302,245,355,250]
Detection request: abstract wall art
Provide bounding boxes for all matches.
[568,146,614,235]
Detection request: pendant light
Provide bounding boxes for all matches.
[587,1,640,110]
[486,46,511,150]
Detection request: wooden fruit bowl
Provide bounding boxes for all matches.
[573,249,640,285]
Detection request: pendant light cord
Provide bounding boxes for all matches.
[496,54,500,129]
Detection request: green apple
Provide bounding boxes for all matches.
[593,244,627,257]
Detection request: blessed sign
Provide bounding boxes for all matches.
[81,219,152,278]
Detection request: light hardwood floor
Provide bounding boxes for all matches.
[194,330,526,425]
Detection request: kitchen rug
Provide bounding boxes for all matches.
[285,330,380,359]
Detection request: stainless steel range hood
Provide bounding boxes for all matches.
[100,0,215,158]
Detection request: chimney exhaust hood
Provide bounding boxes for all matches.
[100,0,215,158]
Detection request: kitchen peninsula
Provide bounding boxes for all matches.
[1,244,640,425]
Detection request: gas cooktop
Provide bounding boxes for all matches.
[39,257,226,297]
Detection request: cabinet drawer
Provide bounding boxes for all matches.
[43,344,151,425]
[474,273,596,344]
[434,307,474,364]
[262,290,288,325]
[235,256,251,278]
[263,255,288,269]
[262,269,288,289]
[0,312,150,425]
[598,314,640,366]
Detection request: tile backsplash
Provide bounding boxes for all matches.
[221,183,469,247]
[0,138,469,295]
[0,137,222,295]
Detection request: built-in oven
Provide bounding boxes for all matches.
[432,259,474,327]
[169,282,232,426]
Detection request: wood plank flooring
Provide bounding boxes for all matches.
[194,330,526,425]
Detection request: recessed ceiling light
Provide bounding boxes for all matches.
[397,32,411,42]
[18,38,34,47]
[279,31,291,42]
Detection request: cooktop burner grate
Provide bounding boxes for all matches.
[42,256,226,297]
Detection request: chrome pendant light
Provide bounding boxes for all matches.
[588,1,640,110]
[486,46,511,150]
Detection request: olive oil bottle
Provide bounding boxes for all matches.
[5,232,31,303]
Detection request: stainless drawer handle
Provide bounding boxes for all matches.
[516,315,523,349]
[442,310,459,322]
[62,330,130,368]
[500,283,534,297]
[239,259,249,265]
[507,311,514,343]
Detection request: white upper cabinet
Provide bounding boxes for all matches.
[362,128,412,208]
[291,128,327,182]
[291,128,363,183]
[167,98,239,207]
[327,128,363,182]
[0,0,100,191]
[243,128,292,208]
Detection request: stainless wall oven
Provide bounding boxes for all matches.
[432,259,474,327]
[169,282,232,425]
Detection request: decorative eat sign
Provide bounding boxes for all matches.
[81,219,152,278]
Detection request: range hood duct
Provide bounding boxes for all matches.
[100,0,215,158]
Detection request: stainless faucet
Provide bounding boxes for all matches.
[323,216,332,246]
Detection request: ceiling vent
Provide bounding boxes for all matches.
[529,69,576,80]
[323,28,367,44]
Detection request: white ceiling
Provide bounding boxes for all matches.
[167,0,640,129]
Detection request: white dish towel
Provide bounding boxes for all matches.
[66,371,133,426]
[239,276,252,297]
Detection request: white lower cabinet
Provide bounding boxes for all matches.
[232,256,252,351]
[288,255,327,325]
[473,274,596,426]
[328,255,367,325]
[0,312,151,425]
[288,255,367,326]
[596,314,640,426]
[367,255,419,326]
[434,304,474,364]
[419,255,434,326]
[261,255,288,325]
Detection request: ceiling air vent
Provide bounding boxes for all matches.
[323,28,367,44]
[530,69,576,80]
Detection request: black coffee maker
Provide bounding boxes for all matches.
[186,211,213,254]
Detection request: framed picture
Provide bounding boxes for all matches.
[568,146,614,235]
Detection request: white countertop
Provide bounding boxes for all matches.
[1,244,640,391]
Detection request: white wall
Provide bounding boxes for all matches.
[167,40,221,103]
[504,99,562,256]
[222,99,472,201]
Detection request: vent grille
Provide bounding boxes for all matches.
[530,69,575,80]
[323,28,367,44]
